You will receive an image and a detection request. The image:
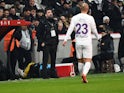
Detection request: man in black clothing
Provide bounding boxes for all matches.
[37,8,59,79]
[118,28,124,71]
[0,7,3,20]
[23,0,37,12]
[106,0,122,33]
[92,30,114,73]
[9,7,20,20]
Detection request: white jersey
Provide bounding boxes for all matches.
[64,13,99,45]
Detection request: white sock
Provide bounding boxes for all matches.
[82,62,91,76]
[78,62,84,75]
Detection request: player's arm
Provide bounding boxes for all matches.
[63,18,75,46]
[90,17,100,40]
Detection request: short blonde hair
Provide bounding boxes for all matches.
[78,2,89,12]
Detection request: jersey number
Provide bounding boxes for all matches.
[76,23,88,34]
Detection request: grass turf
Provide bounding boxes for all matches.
[0,73,124,93]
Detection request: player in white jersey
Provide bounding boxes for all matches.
[63,2,99,83]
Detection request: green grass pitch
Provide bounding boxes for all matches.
[0,73,124,93]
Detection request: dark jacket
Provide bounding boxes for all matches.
[97,33,114,60]
[37,17,59,51]
[118,31,124,59]
[106,3,122,32]
[100,34,114,53]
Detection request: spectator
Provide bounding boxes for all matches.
[57,19,67,34]
[23,0,38,12]
[14,1,23,15]
[9,6,20,19]
[60,15,70,30]
[54,0,65,17]
[118,0,124,70]
[118,29,124,71]
[36,9,44,22]
[72,0,79,7]
[30,7,37,22]
[0,6,4,19]
[99,16,113,33]
[90,1,104,33]
[3,9,11,19]
[106,0,122,33]
[118,0,124,15]
[92,31,114,73]
[61,0,73,18]
[102,0,111,14]
[0,0,5,9]
[22,8,31,21]
[118,0,124,29]
[71,0,81,16]
[35,0,42,9]
[41,0,56,8]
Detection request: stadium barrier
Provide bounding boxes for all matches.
[0,33,121,70]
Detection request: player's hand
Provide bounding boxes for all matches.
[62,41,67,46]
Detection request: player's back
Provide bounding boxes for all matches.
[72,13,95,45]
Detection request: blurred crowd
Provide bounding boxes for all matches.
[0,0,124,33]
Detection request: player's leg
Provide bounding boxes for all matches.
[81,45,92,83]
[76,45,84,75]
[78,59,84,74]
[82,58,92,83]
[82,58,92,76]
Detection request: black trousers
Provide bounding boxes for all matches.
[72,42,79,75]
[42,45,58,76]
[7,47,19,79]
[18,48,32,70]
[92,52,113,73]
